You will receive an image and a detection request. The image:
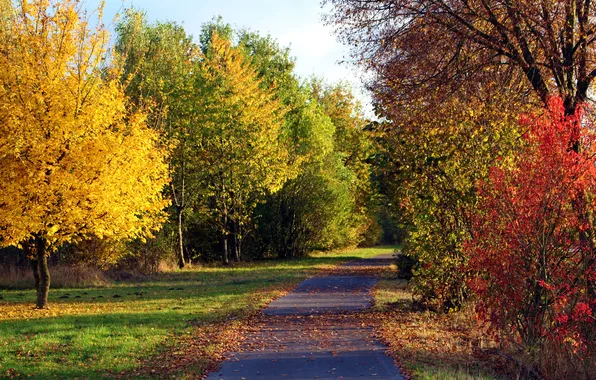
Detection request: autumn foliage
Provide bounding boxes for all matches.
[467,98,596,376]
[325,0,596,376]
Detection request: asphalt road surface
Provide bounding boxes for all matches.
[206,255,406,380]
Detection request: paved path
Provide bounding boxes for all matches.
[206,254,405,380]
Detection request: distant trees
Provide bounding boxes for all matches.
[257,84,343,257]
[317,83,379,245]
[111,13,379,264]
[263,81,379,257]
[234,30,361,257]
[0,0,169,308]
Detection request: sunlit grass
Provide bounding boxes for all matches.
[0,246,397,378]
[409,365,505,380]
[373,278,410,310]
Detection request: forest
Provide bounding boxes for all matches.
[1,0,595,379]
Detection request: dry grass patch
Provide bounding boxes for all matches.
[0,264,111,290]
[365,279,511,380]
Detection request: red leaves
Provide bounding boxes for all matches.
[467,97,596,372]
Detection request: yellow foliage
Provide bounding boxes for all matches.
[195,32,292,231]
[197,32,291,192]
[0,0,170,251]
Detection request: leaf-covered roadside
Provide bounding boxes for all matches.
[363,279,511,380]
[121,291,292,379]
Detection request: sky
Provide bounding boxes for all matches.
[89,0,372,114]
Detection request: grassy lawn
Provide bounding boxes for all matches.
[371,278,508,380]
[0,246,396,379]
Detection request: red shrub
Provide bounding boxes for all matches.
[467,98,595,374]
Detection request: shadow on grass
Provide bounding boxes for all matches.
[1,310,220,379]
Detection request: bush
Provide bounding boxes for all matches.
[120,232,176,274]
[467,98,596,377]
[395,251,417,280]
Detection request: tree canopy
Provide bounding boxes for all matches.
[325,0,596,114]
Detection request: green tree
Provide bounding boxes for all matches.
[198,16,234,54]
[258,82,371,256]
[258,91,334,257]
[115,10,200,268]
[316,82,378,245]
[235,29,376,255]
[237,29,299,102]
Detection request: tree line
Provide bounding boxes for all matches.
[115,11,386,265]
[325,0,595,377]
[0,1,396,308]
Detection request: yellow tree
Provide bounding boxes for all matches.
[0,0,169,308]
[195,33,291,263]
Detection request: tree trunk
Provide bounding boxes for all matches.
[221,201,230,265]
[34,238,50,309]
[30,258,40,292]
[222,235,229,265]
[221,205,230,265]
[235,230,241,262]
[230,219,236,262]
[24,241,40,292]
[177,208,186,269]
[232,221,240,262]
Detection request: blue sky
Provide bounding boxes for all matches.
[90,0,371,113]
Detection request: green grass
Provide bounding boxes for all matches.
[0,246,396,378]
[373,278,410,310]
